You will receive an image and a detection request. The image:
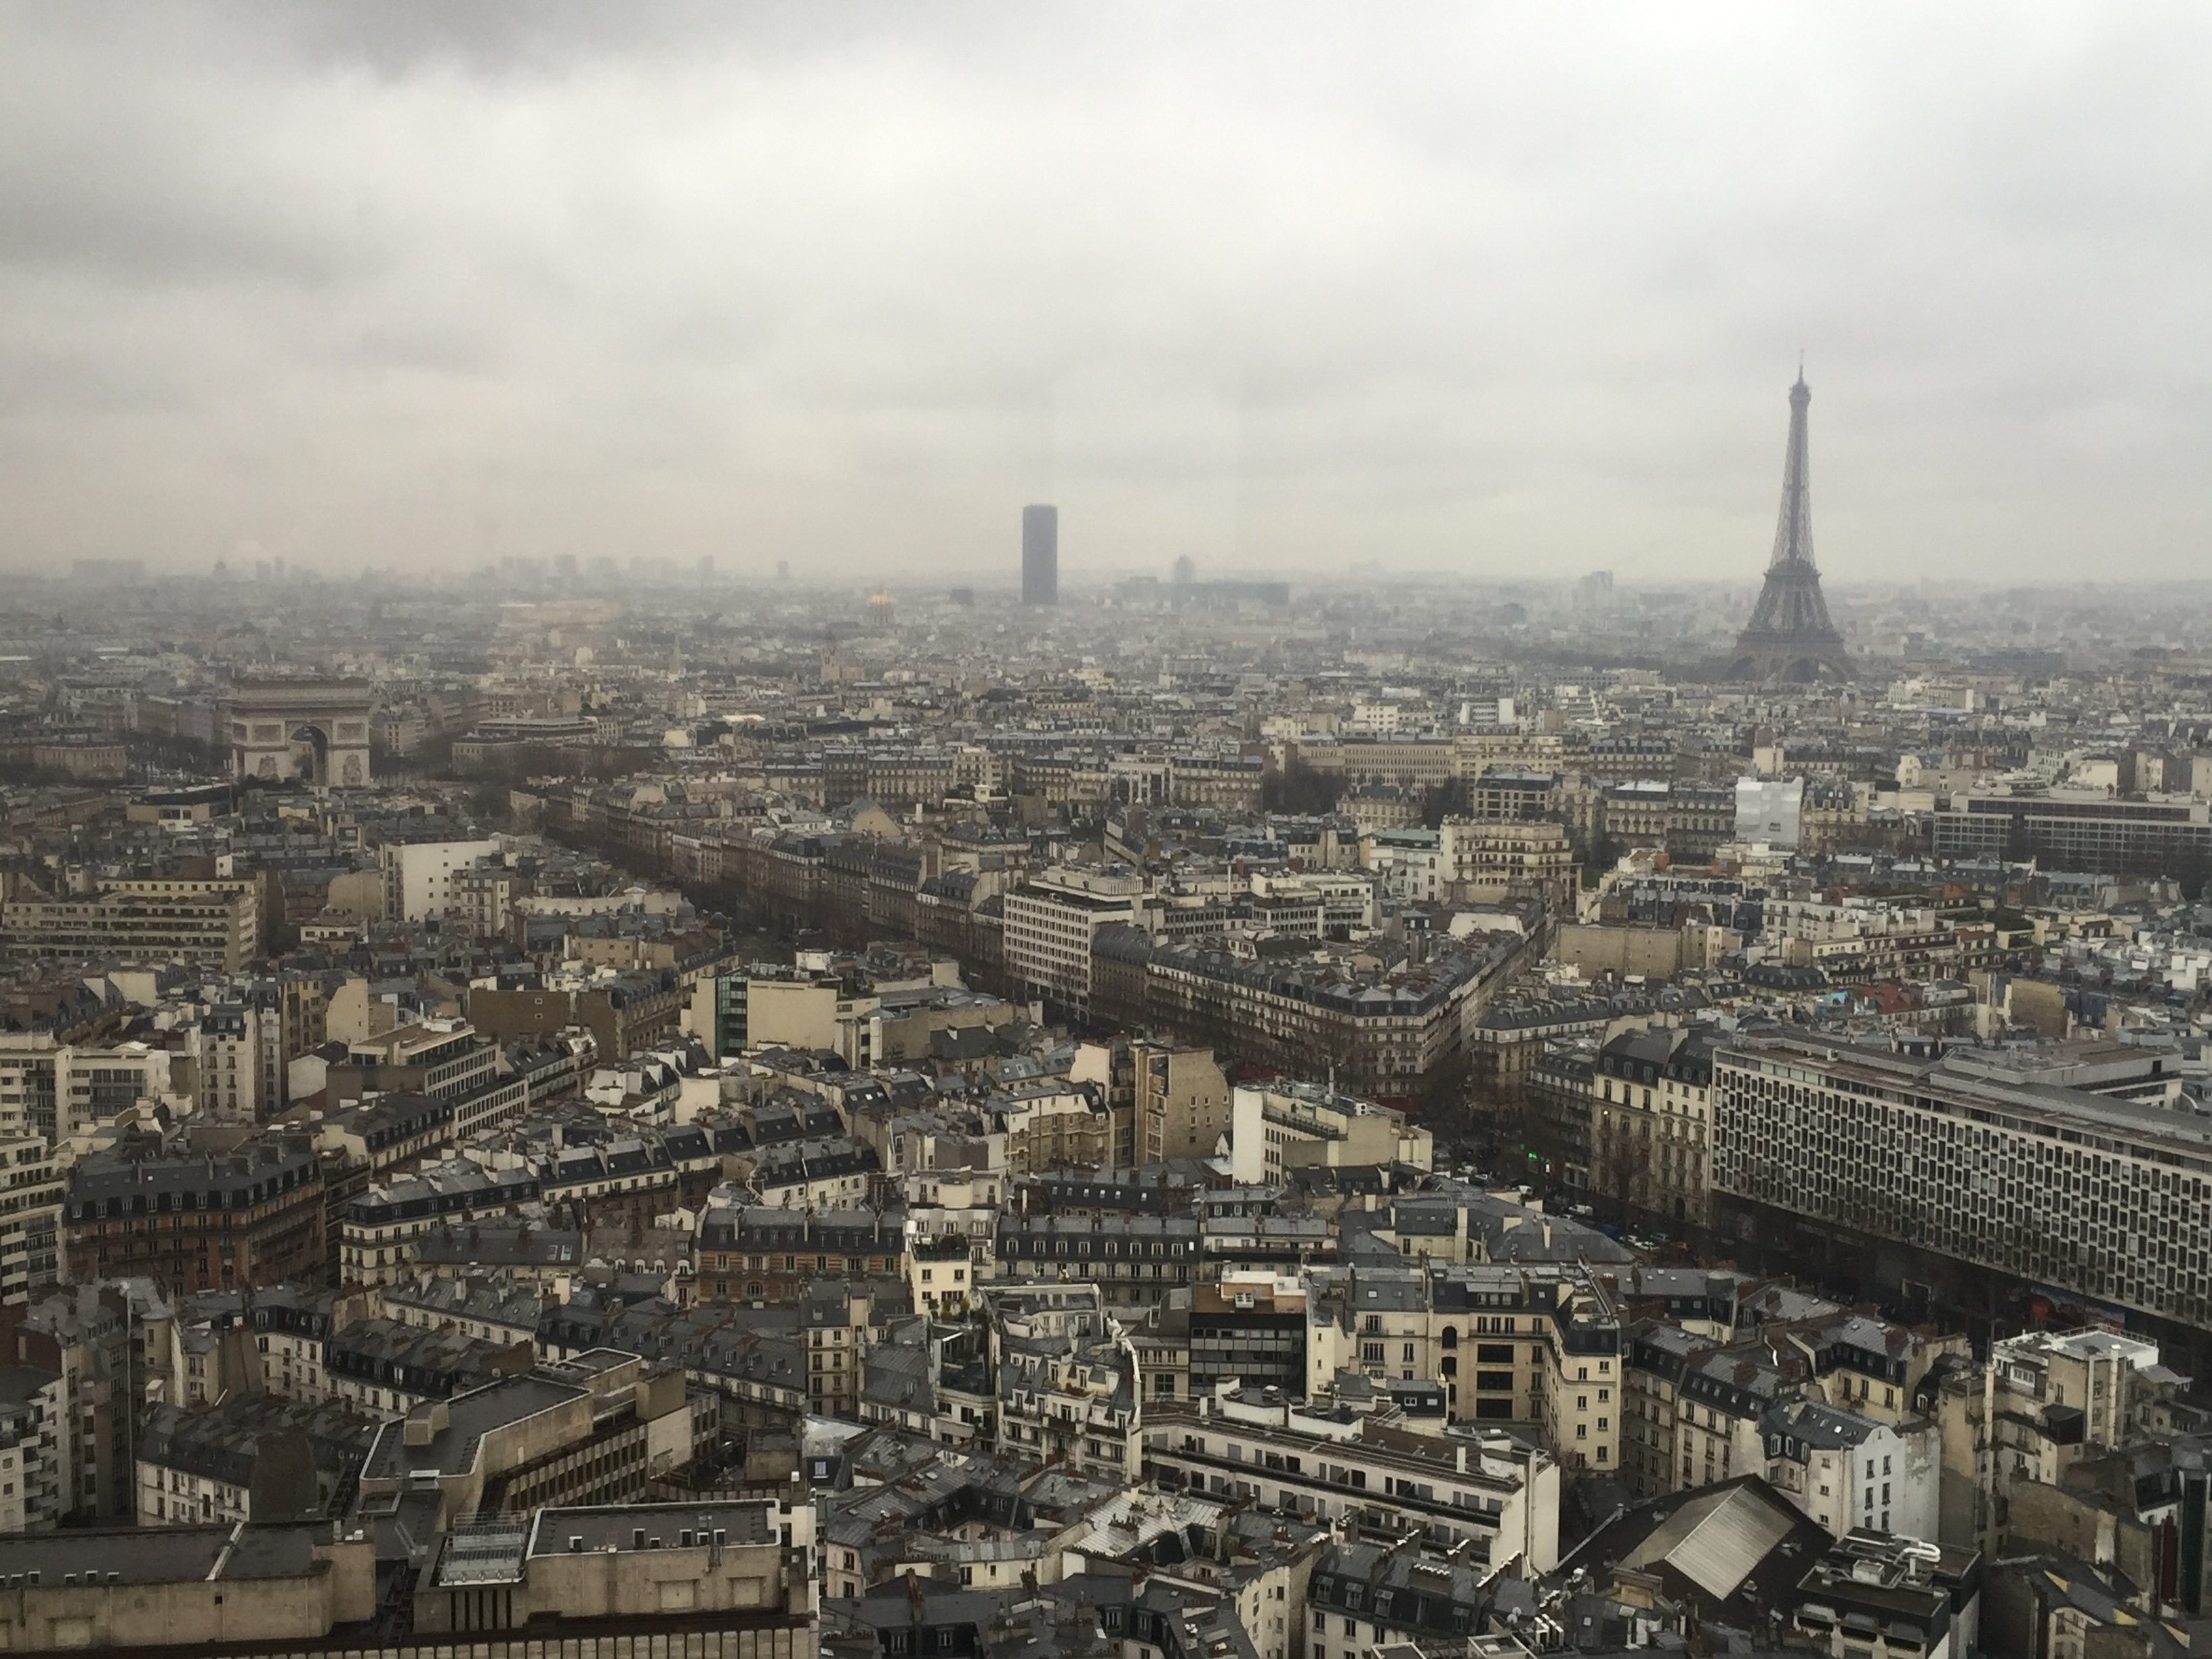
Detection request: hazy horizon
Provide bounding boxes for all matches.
[3,5,2207,586]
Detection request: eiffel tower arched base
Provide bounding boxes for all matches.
[1728,638,1855,684]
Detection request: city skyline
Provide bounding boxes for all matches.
[4,12,2212,1654]
[3,7,2209,583]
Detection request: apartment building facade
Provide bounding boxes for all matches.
[0,1137,64,1307]
[0,878,262,972]
[1589,1026,1719,1231]
[1430,1262,1624,1475]
[1136,1040,1232,1162]
[1143,1387,1561,1571]
[1002,867,1156,1013]
[63,1149,325,1293]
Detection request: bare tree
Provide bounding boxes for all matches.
[1593,1109,1654,1229]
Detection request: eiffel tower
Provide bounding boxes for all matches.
[1730,368,1852,682]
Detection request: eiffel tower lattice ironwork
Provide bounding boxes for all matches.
[1730,369,1852,683]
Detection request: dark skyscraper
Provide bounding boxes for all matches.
[1731,369,1852,683]
[1022,504,1059,605]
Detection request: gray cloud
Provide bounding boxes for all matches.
[1,3,2207,584]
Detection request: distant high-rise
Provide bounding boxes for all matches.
[1172,554,1195,586]
[1731,369,1852,683]
[1022,504,1059,605]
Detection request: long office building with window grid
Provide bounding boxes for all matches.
[1930,789,2212,876]
[0,878,262,973]
[1711,1036,2212,1340]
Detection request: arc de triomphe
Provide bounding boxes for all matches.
[228,681,375,787]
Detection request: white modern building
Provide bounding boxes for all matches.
[1001,867,1157,1012]
[0,1035,184,1144]
[0,1136,63,1307]
[1733,775,1805,848]
[1231,1081,1433,1184]
[378,839,503,924]
[1145,1383,1561,1572]
[1762,1399,1940,1542]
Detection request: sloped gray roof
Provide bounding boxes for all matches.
[1622,1481,1799,1601]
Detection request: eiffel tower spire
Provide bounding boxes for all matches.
[1769,368,1814,573]
[1732,367,1851,683]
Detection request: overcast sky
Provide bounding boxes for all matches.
[3,4,2206,587]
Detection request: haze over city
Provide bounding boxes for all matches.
[17,10,2212,1659]
[5,4,2209,584]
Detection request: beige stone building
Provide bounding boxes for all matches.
[1136,1041,1231,1162]
[1934,1327,2182,1555]
[413,1498,813,1635]
[1589,1026,1719,1231]
[0,1523,375,1653]
[998,1083,1115,1174]
[1443,818,1578,912]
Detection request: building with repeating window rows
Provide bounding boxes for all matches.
[1143,1385,1560,1570]
[994,1212,1200,1304]
[695,1205,905,1305]
[1712,1036,2212,1342]
[64,1148,323,1293]
[0,878,262,972]
[1931,789,2212,877]
[0,1136,64,1306]
[1306,1540,1494,1659]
